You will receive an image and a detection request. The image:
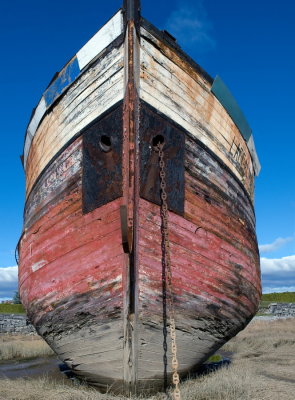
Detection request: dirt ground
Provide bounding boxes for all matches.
[0,317,294,400]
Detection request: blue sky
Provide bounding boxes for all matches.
[0,0,294,299]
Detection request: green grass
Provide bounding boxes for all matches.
[0,304,25,314]
[261,292,295,303]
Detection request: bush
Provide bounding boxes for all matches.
[13,291,21,304]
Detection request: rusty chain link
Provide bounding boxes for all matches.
[156,142,181,400]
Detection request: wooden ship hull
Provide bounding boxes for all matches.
[18,0,261,395]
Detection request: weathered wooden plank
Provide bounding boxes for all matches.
[24,136,83,229]
[20,232,124,303]
[26,80,123,196]
[184,135,255,228]
[140,26,212,92]
[139,164,257,260]
[61,46,124,113]
[121,19,141,395]
[25,220,121,275]
[139,31,255,197]
[139,191,255,264]
[56,335,123,356]
[21,195,82,263]
[20,141,126,311]
[138,186,257,286]
[25,45,124,197]
[136,320,224,379]
[21,193,122,265]
[184,194,257,259]
[138,238,257,317]
[77,10,123,70]
[139,196,259,283]
[138,252,257,321]
[140,84,253,194]
[44,57,80,108]
[43,320,125,386]
[24,11,124,169]
[140,27,254,163]
[24,97,47,165]
[135,119,260,383]
[19,9,261,392]
[141,47,233,150]
[23,205,120,263]
[27,76,123,196]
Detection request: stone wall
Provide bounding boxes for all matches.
[268,303,295,317]
[0,314,36,334]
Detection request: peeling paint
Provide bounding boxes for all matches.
[31,260,47,272]
[19,5,260,395]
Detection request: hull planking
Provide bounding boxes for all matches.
[19,0,261,395]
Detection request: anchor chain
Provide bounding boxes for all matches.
[157,142,181,400]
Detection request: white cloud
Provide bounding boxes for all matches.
[0,266,18,299]
[0,265,18,282]
[165,1,215,51]
[260,255,295,274]
[259,236,294,253]
[261,255,295,293]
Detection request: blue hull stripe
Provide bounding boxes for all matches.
[44,57,80,108]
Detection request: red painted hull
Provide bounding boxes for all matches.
[19,108,260,392]
[19,4,260,394]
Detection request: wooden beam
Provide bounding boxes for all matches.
[123,0,141,32]
[122,5,141,394]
